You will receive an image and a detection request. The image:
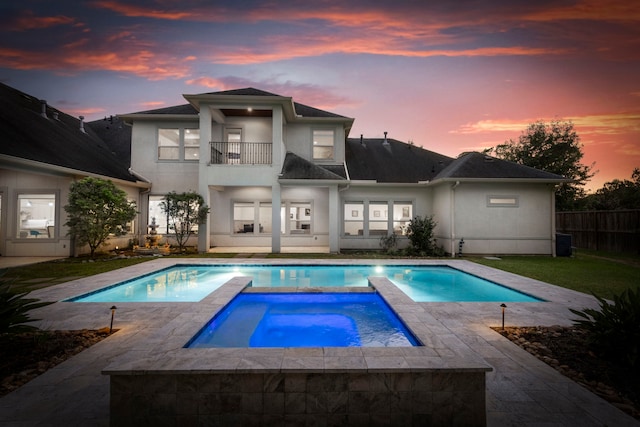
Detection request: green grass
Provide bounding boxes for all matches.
[3,250,638,300]
[470,252,640,300]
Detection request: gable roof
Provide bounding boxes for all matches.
[87,115,132,167]
[345,137,454,183]
[126,87,349,120]
[434,152,567,181]
[280,152,347,180]
[0,83,137,183]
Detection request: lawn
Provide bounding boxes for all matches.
[2,250,638,299]
[470,250,640,300]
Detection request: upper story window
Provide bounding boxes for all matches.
[158,128,200,161]
[312,129,334,160]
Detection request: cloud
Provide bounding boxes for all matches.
[6,11,77,30]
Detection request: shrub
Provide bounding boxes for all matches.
[405,215,444,256]
[0,271,52,334]
[570,287,640,370]
[379,233,398,253]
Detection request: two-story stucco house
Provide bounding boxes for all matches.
[118,88,567,256]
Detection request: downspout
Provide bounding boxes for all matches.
[450,181,460,257]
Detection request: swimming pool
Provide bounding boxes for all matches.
[186,292,421,348]
[66,264,542,303]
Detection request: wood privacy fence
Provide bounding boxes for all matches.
[556,210,640,253]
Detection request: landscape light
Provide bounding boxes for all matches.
[110,305,117,334]
[500,303,507,330]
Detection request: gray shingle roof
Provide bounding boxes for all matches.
[0,83,136,182]
[345,138,454,183]
[434,152,567,180]
[87,116,132,167]
[280,152,347,180]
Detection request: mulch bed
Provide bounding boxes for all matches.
[495,325,639,420]
[0,329,111,397]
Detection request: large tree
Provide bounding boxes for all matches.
[583,168,640,210]
[160,191,209,252]
[492,120,595,211]
[64,177,137,257]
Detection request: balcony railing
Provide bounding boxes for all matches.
[210,141,272,165]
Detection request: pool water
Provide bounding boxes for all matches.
[66,264,542,303]
[185,293,420,348]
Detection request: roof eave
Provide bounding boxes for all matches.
[428,177,570,186]
[0,154,151,188]
[278,178,348,186]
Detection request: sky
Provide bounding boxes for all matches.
[1,1,639,192]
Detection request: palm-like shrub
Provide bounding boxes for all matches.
[570,288,640,370]
[0,271,52,334]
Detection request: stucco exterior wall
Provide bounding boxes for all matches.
[338,185,432,250]
[431,184,453,254]
[451,182,554,255]
[0,169,141,257]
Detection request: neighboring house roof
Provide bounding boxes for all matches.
[434,152,567,181]
[345,137,454,183]
[0,83,137,183]
[280,152,347,180]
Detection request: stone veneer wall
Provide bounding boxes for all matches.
[110,370,486,426]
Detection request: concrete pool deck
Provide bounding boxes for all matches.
[1,258,638,426]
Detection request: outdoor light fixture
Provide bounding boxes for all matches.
[500,303,507,330]
[109,305,117,334]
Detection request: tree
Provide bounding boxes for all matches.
[492,120,595,211]
[160,191,209,252]
[583,168,640,210]
[64,177,137,258]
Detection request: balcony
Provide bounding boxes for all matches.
[210,141,272,165]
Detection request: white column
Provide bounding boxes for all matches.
[329,185,339,253]
[198,106,212,253]
[271,105,284,253]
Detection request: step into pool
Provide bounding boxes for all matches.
[66,264,542,303]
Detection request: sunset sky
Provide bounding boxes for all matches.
[1,0,638,192]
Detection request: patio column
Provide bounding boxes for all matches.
[198,106,212,253]
[329,185,339,253]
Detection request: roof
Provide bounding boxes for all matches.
[126,87,349,119]
[0,83,137,182]
[434,152,567,181]
[280,152,347,180]
[87,115,132,167]
[345,137,454,183]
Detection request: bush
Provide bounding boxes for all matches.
[570,287,640,370]
[379,233,398,253]
[406,215,444,256]
[0,271,52,334]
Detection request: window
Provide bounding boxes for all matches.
[344,200,413,237]
[158,129,180,160]
[233,202,255,234]
[17,193,56,239]
[149,196,169,234]
[369,202,388,236]
[184,129,200,160]
[344,202,364,236]
[487,195,519,207]
[158,128,200,161]
[289,202,311,234]
[393,202,412,235]
[313,129,334,160]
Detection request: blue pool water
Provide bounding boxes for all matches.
[66,264,542,303]
[185,293,420,348]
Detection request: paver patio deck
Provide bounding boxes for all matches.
[0,258,638,426]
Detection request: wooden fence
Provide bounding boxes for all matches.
[556,210,640,253]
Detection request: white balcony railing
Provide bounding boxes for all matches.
[210,141,272,165]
